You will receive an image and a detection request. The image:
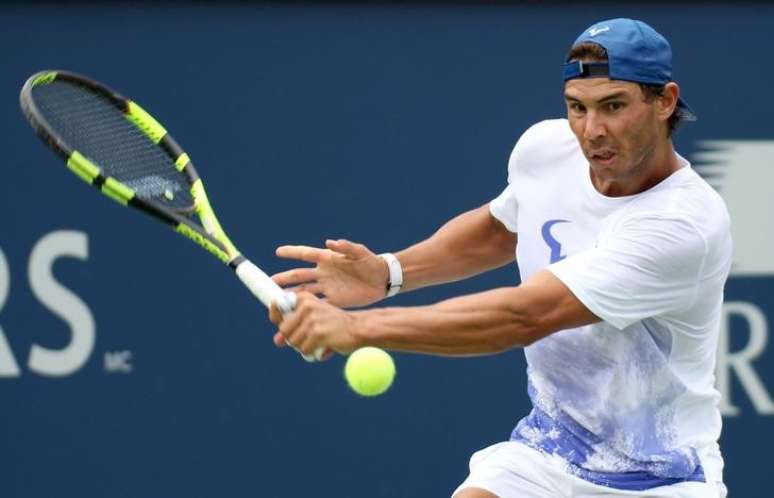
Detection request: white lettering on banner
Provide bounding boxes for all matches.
[693,142,774,416]
[104,351,133,374]
[694,140,774,276]
[0,247,21,376]
[717,301,774,416]
[27,231,95,377]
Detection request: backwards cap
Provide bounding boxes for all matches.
[563,18,696,121]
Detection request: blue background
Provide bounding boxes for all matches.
[1,3,772,497]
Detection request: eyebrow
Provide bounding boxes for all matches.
[564,91,630,104]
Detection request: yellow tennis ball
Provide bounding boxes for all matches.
[344,347,395,397]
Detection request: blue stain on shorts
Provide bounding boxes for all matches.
[510,407,706,491]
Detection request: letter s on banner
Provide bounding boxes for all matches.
[27,230,95,377]
[0,247,21,377]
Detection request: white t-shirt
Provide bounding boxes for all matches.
[489,119,732,491]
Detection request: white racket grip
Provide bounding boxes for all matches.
[234,259,324,362]
[235,259,289,310]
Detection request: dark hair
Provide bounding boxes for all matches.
[566,42,681,136]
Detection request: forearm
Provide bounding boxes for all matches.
[349,270,599,356]
[353,287,537,356]
[395,204,516,292]
[274,270,597,358]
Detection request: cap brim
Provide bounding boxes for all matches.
[677,98,697,121]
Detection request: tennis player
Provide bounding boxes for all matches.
[270,18,731,498]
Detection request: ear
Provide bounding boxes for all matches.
[658,82,680,121]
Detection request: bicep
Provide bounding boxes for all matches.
[396,204,517,291]
[422,203,516,265]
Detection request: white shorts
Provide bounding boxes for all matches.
[453,442,728,498]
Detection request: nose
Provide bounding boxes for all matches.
[583,110,607,142]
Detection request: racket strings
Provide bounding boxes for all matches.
[32,81,193,209]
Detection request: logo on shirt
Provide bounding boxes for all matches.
[541,219,570,264]
[693,140,774,276]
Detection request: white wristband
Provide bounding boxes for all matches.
[378,253,403,298]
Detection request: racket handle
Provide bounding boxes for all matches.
[234,259,325,362]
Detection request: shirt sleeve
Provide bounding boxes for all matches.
[490,119,570,235]
[547,214,709,330]
[490,183,518,233]
[489,129,527,233]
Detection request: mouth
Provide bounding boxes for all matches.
[590,150,617,166]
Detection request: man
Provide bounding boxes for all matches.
[269,18,731,498]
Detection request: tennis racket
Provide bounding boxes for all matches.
[19,70,324,362]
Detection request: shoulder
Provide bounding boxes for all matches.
[621,168,732,261]
[674,170,732,261]
[507,119,579,180]
[511,119,575,156]
[631,167,730,238]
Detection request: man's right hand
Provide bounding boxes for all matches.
[272,239,390,308]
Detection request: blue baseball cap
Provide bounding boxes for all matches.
[563,18,696,121]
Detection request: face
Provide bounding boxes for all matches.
[564,78,667,184]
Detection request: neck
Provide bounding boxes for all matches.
[591,139,681,197]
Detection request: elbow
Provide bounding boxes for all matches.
[490,326,539,353]
[517,327,542,348]
[478,309,545,354]
[510,311,546,348]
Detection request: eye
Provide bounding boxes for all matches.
[569,102,586,113]
[606,101,625,112]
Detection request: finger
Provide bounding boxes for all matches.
[286,338,316,362]
[277,311,301,345]
[283,334,301,353]
[325,239,369,259]
[268,302,283,325]
[287,282,324,297]
[273,331,288,347]
[298,335,321,359]
[277,292,313,343]
[272,267,318,287]
[300,352,318,363]
[276,245,327,264]
[320,349,335,361]
[281,292,325,358]
[290,292,318,316]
